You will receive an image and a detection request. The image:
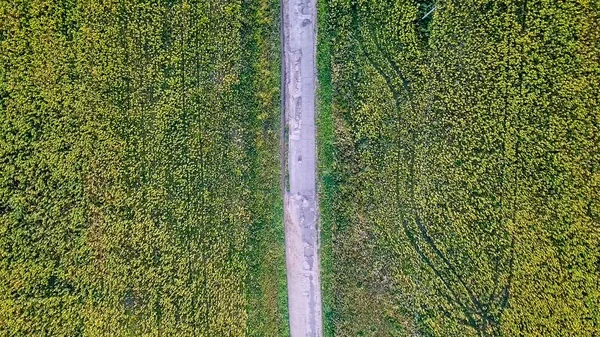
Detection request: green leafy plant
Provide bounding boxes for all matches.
[318,0,600,336]
[0,0,286,335]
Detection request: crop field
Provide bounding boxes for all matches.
[318,0,599,336]
[0,0,286,336]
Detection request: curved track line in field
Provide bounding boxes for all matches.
[281,0,322,336]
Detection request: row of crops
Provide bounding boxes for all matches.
[319,0,599,336]
[0,0,286,335]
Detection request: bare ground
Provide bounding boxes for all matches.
[282,0,322,336]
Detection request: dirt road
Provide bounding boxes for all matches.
[281,0,322,336]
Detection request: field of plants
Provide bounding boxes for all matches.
[0,0,287,335]
[318,0,599,336]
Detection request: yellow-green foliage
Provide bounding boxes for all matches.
[0,0,286,335]
[319,0,600,336]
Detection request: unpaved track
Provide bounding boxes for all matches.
[282,0,322,336]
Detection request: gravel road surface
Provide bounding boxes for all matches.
[282,0,322,336]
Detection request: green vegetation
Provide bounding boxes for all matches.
[316,0,336,336]
[0,0,286,335]
[318,0,600,336]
